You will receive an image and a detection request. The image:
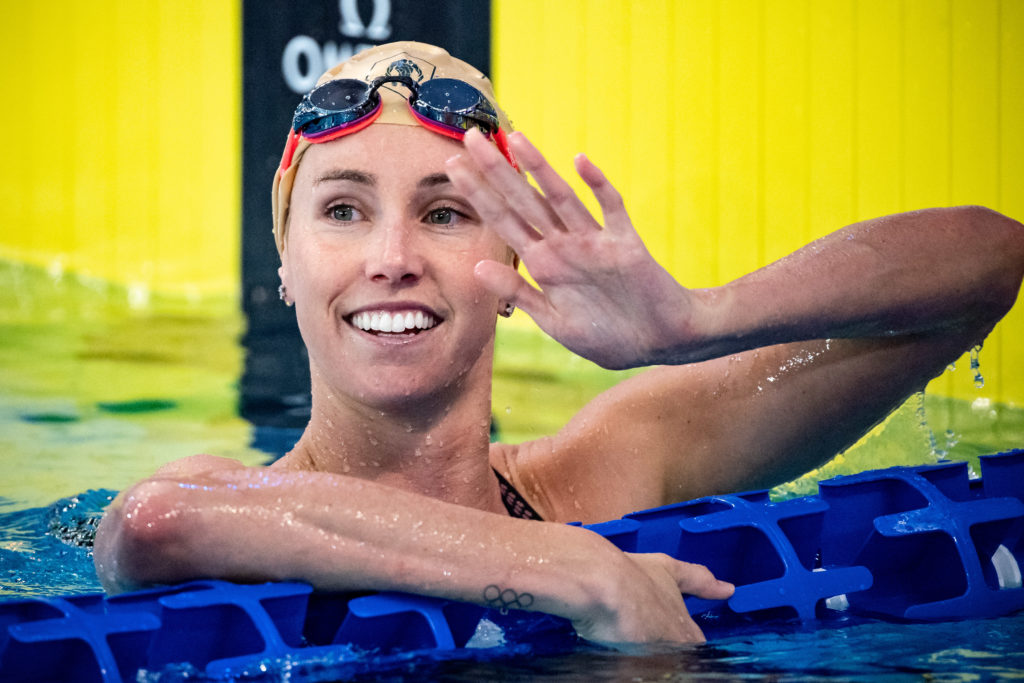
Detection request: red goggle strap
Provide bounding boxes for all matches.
[492,128,519,172]
[279,104,518,173]
[279,129,302,173]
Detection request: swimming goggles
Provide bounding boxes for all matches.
[279,73,517,172]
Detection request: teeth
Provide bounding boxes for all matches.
[352,310,438,333]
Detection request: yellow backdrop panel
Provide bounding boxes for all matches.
[492,0,1024,406]
[0,0,240,298]
[0,1,1020,406]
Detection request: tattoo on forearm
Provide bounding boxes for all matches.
[483,584,534,611]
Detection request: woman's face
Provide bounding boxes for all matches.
[280,124,512,412]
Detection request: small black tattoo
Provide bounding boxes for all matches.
[483,584,534,611]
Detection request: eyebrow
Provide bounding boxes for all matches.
[313,169,376,186]
[418,173,452,189]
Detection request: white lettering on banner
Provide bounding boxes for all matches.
[281,35,321,93]
[339,0,392,40]
[281,38,377,94]
[280,0,392,94]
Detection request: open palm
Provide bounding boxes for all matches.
[448,129,698,370]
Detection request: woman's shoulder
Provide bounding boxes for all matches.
[488,392,685,524]
[151,454,248,478]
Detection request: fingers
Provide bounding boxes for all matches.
[462,129,567,236]
[574,153,632,236]
[505,132,601,234]
[672,559,735,600]
[453,128,619,241]
[446,150,540,255]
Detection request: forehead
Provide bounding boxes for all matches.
[294,124,463,188]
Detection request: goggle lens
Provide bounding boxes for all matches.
[412,79,499,134]
[293,79,381,137]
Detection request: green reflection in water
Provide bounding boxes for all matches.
[2,259,1022,510]
[0,260,264,508]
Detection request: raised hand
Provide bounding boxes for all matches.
[447,129,704,370]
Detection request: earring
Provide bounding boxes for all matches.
[499,302,515,318]
[278,284,293,307]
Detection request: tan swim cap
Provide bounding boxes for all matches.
[271,41,513,254]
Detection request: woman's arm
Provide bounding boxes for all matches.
[450,130,1022,369]
[94,457,733,646]
[448,130,1024,518]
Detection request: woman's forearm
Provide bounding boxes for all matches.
[93,465,732,644]
[97,468,597,607]
[675,206,1024,364]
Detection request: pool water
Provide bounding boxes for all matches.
[2,260,1024,680]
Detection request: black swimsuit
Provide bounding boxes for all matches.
[493,469,543,521]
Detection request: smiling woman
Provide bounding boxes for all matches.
[93,41,1024,649]
[279,125,514,422]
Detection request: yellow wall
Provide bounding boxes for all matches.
[492,0,1024,406]
[0,1,240,298]
[1,0,1021,405]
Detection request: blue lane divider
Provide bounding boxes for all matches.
[1,449,1022,682]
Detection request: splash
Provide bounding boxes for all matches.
[970,345,985,389]
[943,429,960,454]
[915,392,941,460]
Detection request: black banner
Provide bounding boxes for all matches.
[240,0,491,429]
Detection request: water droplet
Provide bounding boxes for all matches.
[944,429,959,452]
[970,345,984,388]
[504,406,511,414]
[915,391,940,459]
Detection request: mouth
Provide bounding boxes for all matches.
[348,309,441,336]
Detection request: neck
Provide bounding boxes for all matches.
[284,350,503,512]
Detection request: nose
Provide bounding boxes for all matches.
[365,220,424,285]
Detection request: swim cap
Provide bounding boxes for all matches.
[271,41,513,254]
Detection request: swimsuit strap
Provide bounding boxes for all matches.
[493,469,543,521]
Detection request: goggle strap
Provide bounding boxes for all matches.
[280,100,518,173]
[279,129,301,173]
[493,128,519,172]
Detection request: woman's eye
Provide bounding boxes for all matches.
[329,205,358,221]
[427,207,456,225]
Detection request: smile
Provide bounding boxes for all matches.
[350,310,439,334]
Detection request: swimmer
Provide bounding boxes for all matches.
[94,42,1024,647]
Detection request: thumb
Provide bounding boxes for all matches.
[474,259,546,314]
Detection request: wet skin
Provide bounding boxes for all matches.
[94,121,1024,648]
